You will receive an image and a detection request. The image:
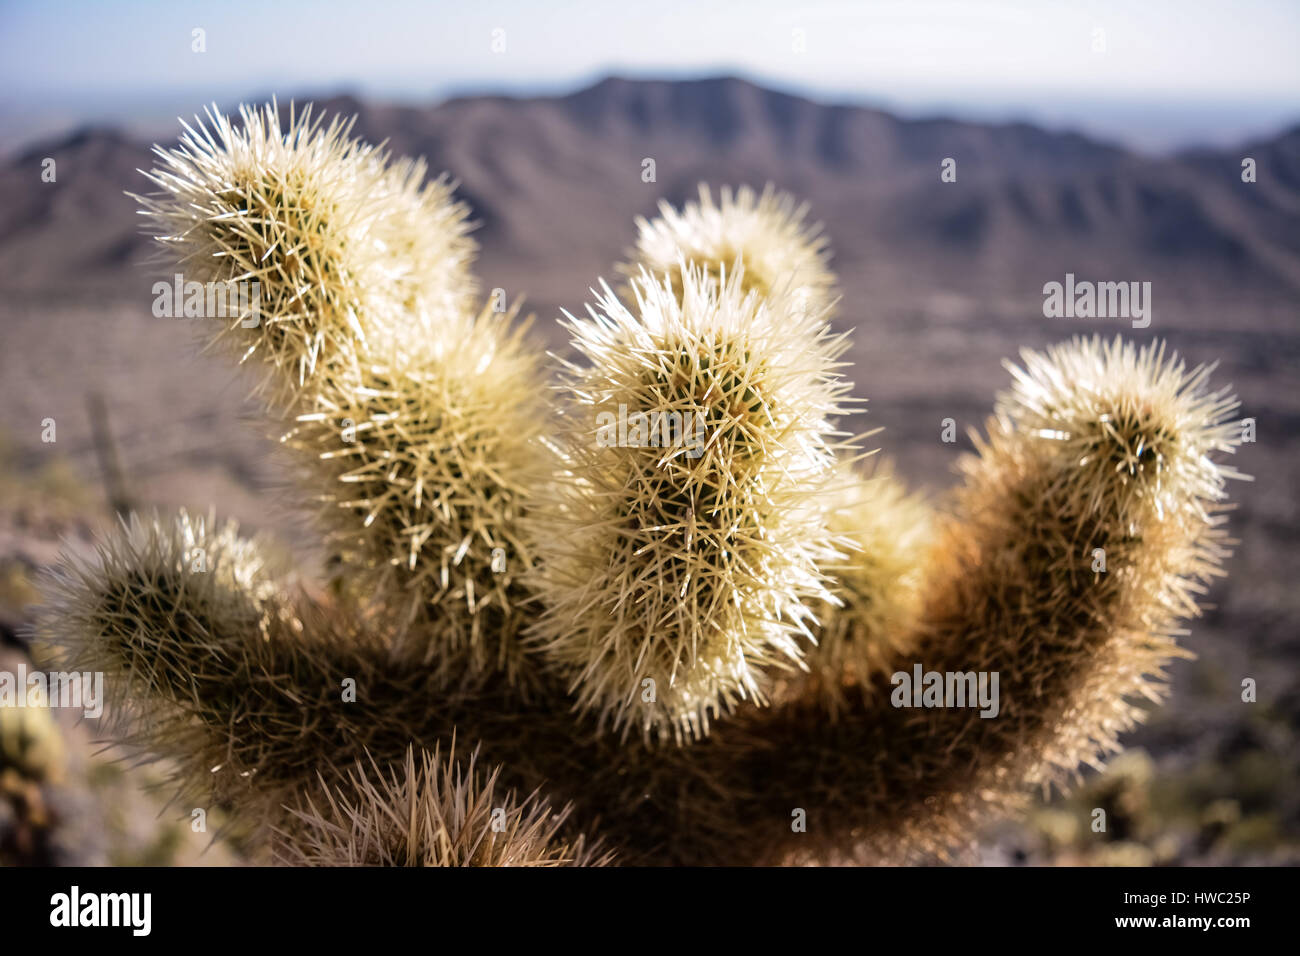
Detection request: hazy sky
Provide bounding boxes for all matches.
[2,0,1297,152]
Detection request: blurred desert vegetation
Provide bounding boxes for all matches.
[0,436,253,865]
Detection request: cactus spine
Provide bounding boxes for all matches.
[35,103,1248,866]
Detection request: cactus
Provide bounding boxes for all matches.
[135,101,476,408]
[35,103,1248,866]
[283,297,550,676]
[530,266,854,741]
[787,460,933,719]
[282,744,611,867]
[622,184,835,317]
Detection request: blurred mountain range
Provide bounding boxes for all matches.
[2,76,1298,327]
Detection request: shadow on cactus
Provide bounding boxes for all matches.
[281,743,612,867]
[35,101,1249,866]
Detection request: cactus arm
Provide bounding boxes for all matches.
[37,109,1249,865]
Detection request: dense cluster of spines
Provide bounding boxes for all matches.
[284,299,550,679]
[282,745,611,867]
[135,101,547,682]
[33,101,1249,866]
[791,461,933,717]
[38,512,380,811]
[623,184,836,318]
[136,102,475,407]
[530,266,853,741]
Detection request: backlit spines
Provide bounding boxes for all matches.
[32,123,1254,867]
[136,101,475,408]
[822,335,1248,858]
[529,265,854,742]
[283,299,550,683]
[794,462,933,717]
[968,336,1246,787]
[36,512,436,817]
[281,745,611,867]
[623,184,835,316]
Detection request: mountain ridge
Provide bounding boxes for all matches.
[2,75,1297,329]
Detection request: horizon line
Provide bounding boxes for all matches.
[3,70,1298,160]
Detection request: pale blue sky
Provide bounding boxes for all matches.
[2,0,1297,153]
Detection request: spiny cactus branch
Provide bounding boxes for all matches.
[34,101,1250,866]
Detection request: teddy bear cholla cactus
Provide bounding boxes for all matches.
[135,101,478,408]
[284,297,548,678]
[136,101,547,677]
[532,266,855,741]
[787,461,933,719]
[284,744,612,867]
[36,102,1247,866]
[623,184,836,317]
